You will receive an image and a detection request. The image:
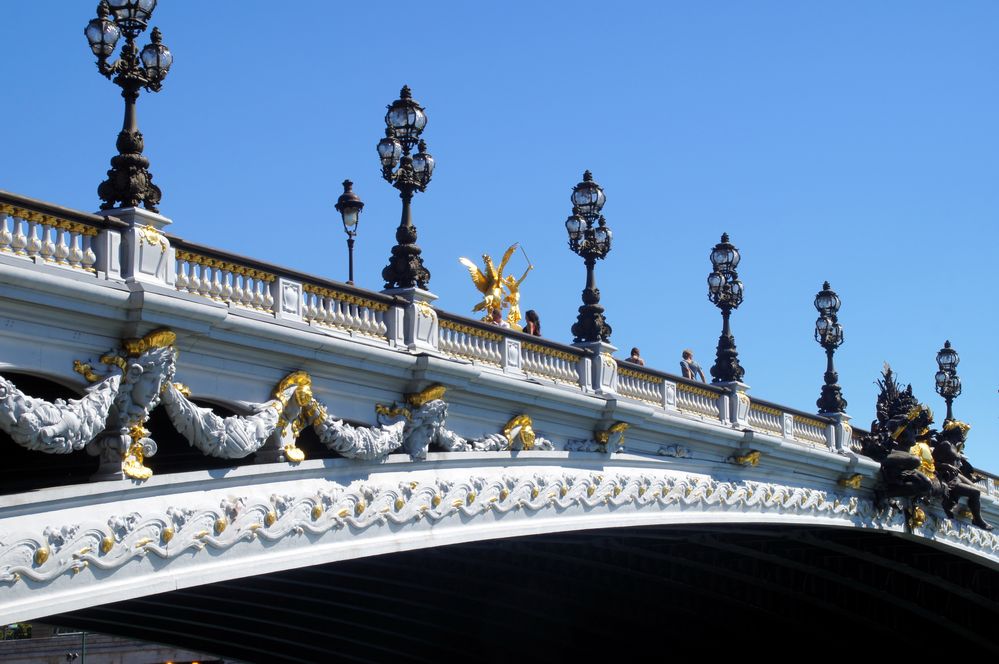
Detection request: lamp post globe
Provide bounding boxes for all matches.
[813,281,846,413]
[566,171,612,344]
[935,340,962,422]
[378,86,433,291]
[84,0,172,213]
[707,233,745,383]
[335,180,364,285]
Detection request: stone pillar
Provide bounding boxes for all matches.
[502,337,525,376]
[574,341,618,396]
[384,287,439,353]
[105,207,175,287]
[273,277,303,322]
[715,381,750,428]
[824,412,853,454]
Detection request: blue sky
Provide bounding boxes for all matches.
[3,2,999,469]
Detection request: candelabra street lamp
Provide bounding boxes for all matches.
[935,340,962,422]
[814,281,847,413]
[707,233,745,383]
[377,86,434,290]
[85,0,172,213]
[335,180,364,285]
[565,171,613,344]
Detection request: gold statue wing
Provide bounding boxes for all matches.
[497,243,518,278]
[458,257,489,293]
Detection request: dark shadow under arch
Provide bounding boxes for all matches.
[50,524,999,662]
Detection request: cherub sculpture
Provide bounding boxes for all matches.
[933,420,993,530]
[459,243,518,319]
[502,261,533,329]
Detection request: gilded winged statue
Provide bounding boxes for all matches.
[459,243,519,317]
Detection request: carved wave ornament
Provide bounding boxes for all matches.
[2,469,995,589]
[0,331,594,481]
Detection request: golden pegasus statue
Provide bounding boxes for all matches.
[459,243,519,318]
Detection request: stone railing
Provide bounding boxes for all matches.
[437,315,504,366]
[0,191,119,275]
[522,340,586,385]
[302,284,391,339]
[617,364,666,405]
[676,381,725,419]
[747,400,785,436]
[174,248,276,312]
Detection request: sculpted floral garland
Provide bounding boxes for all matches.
[0,329,629,479]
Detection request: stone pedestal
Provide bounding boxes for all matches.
[573,340,618,395]
[822,411,853,454]
[384,287,439,352]
[101,206,175,287]
[715,381,750,427]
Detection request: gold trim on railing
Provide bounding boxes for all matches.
[303,283,390,312]
[0,203,100,237]
[793,414,827,430]
[617,366,664,384]
[175,250,276,283]
[678,383,722,399]
[750,403,783,417]
[439,318,504,342]
[522,342,581,363]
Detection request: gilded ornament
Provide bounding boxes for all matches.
[503,414,538,450]
[394,498,405,511]
[617,366,663,383]
[522,342,579,363]
[406,384,447,408]
[122,441,154,480]
[909,506,927,529]
[375,403,412,421]
[531,488,539,499]
[415,300,435,318]
[264,511,277,526]
[275,371,312,396]
[161,527,174,543]
[283,445,305,463]
[730,450,761,467]
[500,488,509,500]
[170,382,192,397]
[466,492,476,505]
[214,518,227,534]
[587,486,595,497]
[100,537,114,554]
[122,329,176,356]
[311,505,324,520]
[137,225,168,252]
[355,502,366,516]
[73,360,101,383]
[431,495,442,507]
[838,474,863,489]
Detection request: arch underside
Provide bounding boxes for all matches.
[51,524,999,661]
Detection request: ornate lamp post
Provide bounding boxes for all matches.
[565,171,612,343]
[935,340,961,421]
[707,233,745,383]
[335,180,364,285]
[814,281,847,413]
[85,0,172,213]
[377,86,434,291]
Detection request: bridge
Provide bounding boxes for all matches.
[0,185,997,660]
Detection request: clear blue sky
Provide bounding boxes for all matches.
[3,2,999,469]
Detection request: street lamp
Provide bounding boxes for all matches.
[85,0,172,212]
[335,180,364,285]
[707,233,745,383]
[814,281,847,413]
[566,171,613,343]
[935,340,961,421]
[377,86,434,290]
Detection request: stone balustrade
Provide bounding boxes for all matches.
[0,198,105,274]
[174,249,275,312]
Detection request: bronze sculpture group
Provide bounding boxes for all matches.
[860,365,992,530]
